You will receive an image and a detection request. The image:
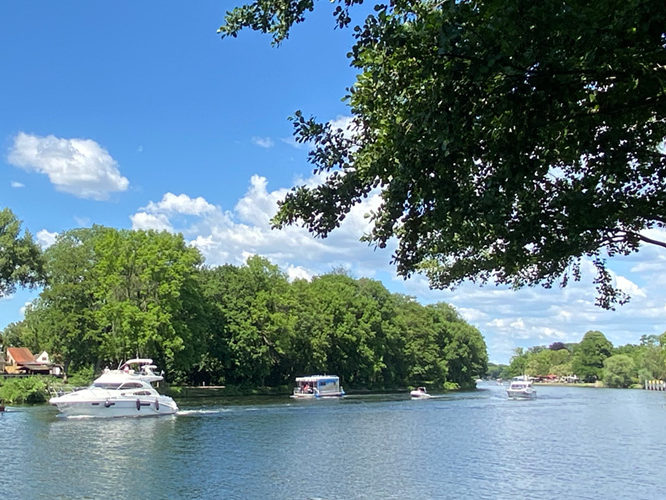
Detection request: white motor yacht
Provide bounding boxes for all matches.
[506,378,537,400]
[49,359,178,417]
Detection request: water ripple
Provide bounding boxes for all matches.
[2,386,666,499]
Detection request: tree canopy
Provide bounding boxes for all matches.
[571,330,613,381]
[505,330,666,388]
[220,0,666,309]
[0,207,44,298]
[16,226,205,375]
[4,227,487,390]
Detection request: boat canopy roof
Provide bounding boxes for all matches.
[119,358,154,369]
[295,375,340,383]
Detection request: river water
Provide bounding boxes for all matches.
[1,383,665,499]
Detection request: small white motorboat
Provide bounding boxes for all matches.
[410,387,432,399]
[506,378,537,400]
[49,359,178,417]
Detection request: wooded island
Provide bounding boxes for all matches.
[1,226,488,392]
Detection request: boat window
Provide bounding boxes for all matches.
[119,382,144,389]
[93,383,122,390]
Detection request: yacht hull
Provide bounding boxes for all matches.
[50,395,178,418]
[506,389,536,400]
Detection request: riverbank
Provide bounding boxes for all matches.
[0,374,463,403]
[533,381,600,388]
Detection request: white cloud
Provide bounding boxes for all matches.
[486,316,567,343]
[615,275,646,298]
[19,301,33,317]
[553,309,572,322]
[7,132,129,200]
[456,307,489,322]
[144,193,216,216]
[630,259,666,274]
[36,229,58,248]
[74,216,91,227]
[285,264,313,282]
[130,212,173,232]
[510,318,526,330]
[234,175,287,227]
[280,115,356,150]
[11,181,24,188]
[280,136,306,149]
[329,115,356,139]
[252,136,275,148]
[640,227,666,243]
[130,174,387,277]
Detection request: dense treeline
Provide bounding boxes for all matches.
[499,331,666,388]
[1,226,487,390]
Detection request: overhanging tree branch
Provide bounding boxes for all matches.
[631,231,666,249]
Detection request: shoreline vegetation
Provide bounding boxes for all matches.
[489,330,666,390]
[0,377,440,405]
[1,227,488,403]
[0,374,649,407]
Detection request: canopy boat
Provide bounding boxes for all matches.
[410,387,432,399]
[506,377,537,400]
[291,375,345,399]
[49,359,178,418]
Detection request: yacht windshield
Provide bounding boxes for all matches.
[93,382,122,390]
[118,382,145,390]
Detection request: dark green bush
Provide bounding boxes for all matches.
[0,377,48,404]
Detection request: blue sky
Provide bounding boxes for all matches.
[2,2,665,365]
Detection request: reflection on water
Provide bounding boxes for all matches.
[2,384,666,499]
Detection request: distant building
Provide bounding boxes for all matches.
[5,347,55,375]
[35,351,50,364]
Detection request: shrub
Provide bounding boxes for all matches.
[65,366,94,387]
[0,377,48,404]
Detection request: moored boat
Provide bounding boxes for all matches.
[49,359,178,417]
[291,375,345,399]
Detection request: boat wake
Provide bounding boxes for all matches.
[176,408,229,416]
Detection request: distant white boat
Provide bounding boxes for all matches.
[506,377,537,400]
[49,359,178,417]
[410,387,432,399]
[291,375,345,399]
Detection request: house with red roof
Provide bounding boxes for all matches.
[5,347,53,375]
